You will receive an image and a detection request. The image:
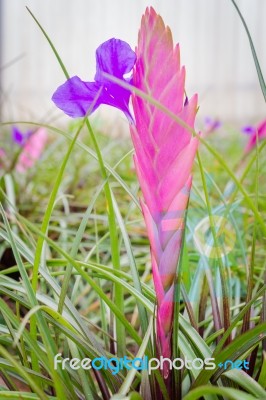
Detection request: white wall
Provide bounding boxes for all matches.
[1,0,266,131]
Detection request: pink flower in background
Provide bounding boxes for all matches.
[131,8,198,379]
[242,119,266,153]
[203,116,221,136]
[16,128,48,173]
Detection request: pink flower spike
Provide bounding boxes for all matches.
[16,128,48,173]
[130,7,199,379]
[244,119,266,153]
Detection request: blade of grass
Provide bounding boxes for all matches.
[84,117,126,357]
[172,207,190,398]
[230,0,266,101]
[183,385,259,400]
[258,351,266,388]
[26,7,69,79]
[224,369,266,398]
[0,394,56,400]
[93,204,110,351]
[213,285,266,356]
[197,152,230,336]
[242,127,259,337]
[57,181,106,313]
[117,318,153,396]
[192,323,266,387]
[111,191,149,332]
[68,341,96,400]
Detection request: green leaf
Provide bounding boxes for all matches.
[193,323,266,387]
[258,352,266,388]
[0,393,56,400]
[224,369,266,398]
[230,0,266,101]
[183,385,260,400]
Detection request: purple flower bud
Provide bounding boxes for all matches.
[12,126,32,146]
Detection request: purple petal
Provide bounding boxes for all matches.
[204,116,212,125]
[12,126,25,146]
[95,38,136,81]
[204,116,221,129]
[52,39,136,121]
[12,126,32,146]
[99,82,134,123]
[52,75,133,122]
[52,76,104,118]
[242,125,255,135]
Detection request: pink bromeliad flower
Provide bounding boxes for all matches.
[15,127,48,173]
[130,8,199,378]
[242,119,266,153]
[1,127,47,173]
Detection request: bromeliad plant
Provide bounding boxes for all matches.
[0,4,266,400]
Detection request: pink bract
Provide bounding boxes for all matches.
[16,128,48,173]
[244,119,266,153]
[130,7,199,378]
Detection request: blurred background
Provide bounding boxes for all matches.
[0,0,265,133]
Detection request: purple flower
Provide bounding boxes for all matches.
[52,38,136,122]
[12,126,32,146]
[242,119,266,153]
[204,116,221,135]
[242,125,255,135]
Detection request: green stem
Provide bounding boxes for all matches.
[230,0,266,102]
[31,123,84,371]
[172,211,188,399]
[94,206,109,350]
[242,130,259,334]
[84,119,125,358]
